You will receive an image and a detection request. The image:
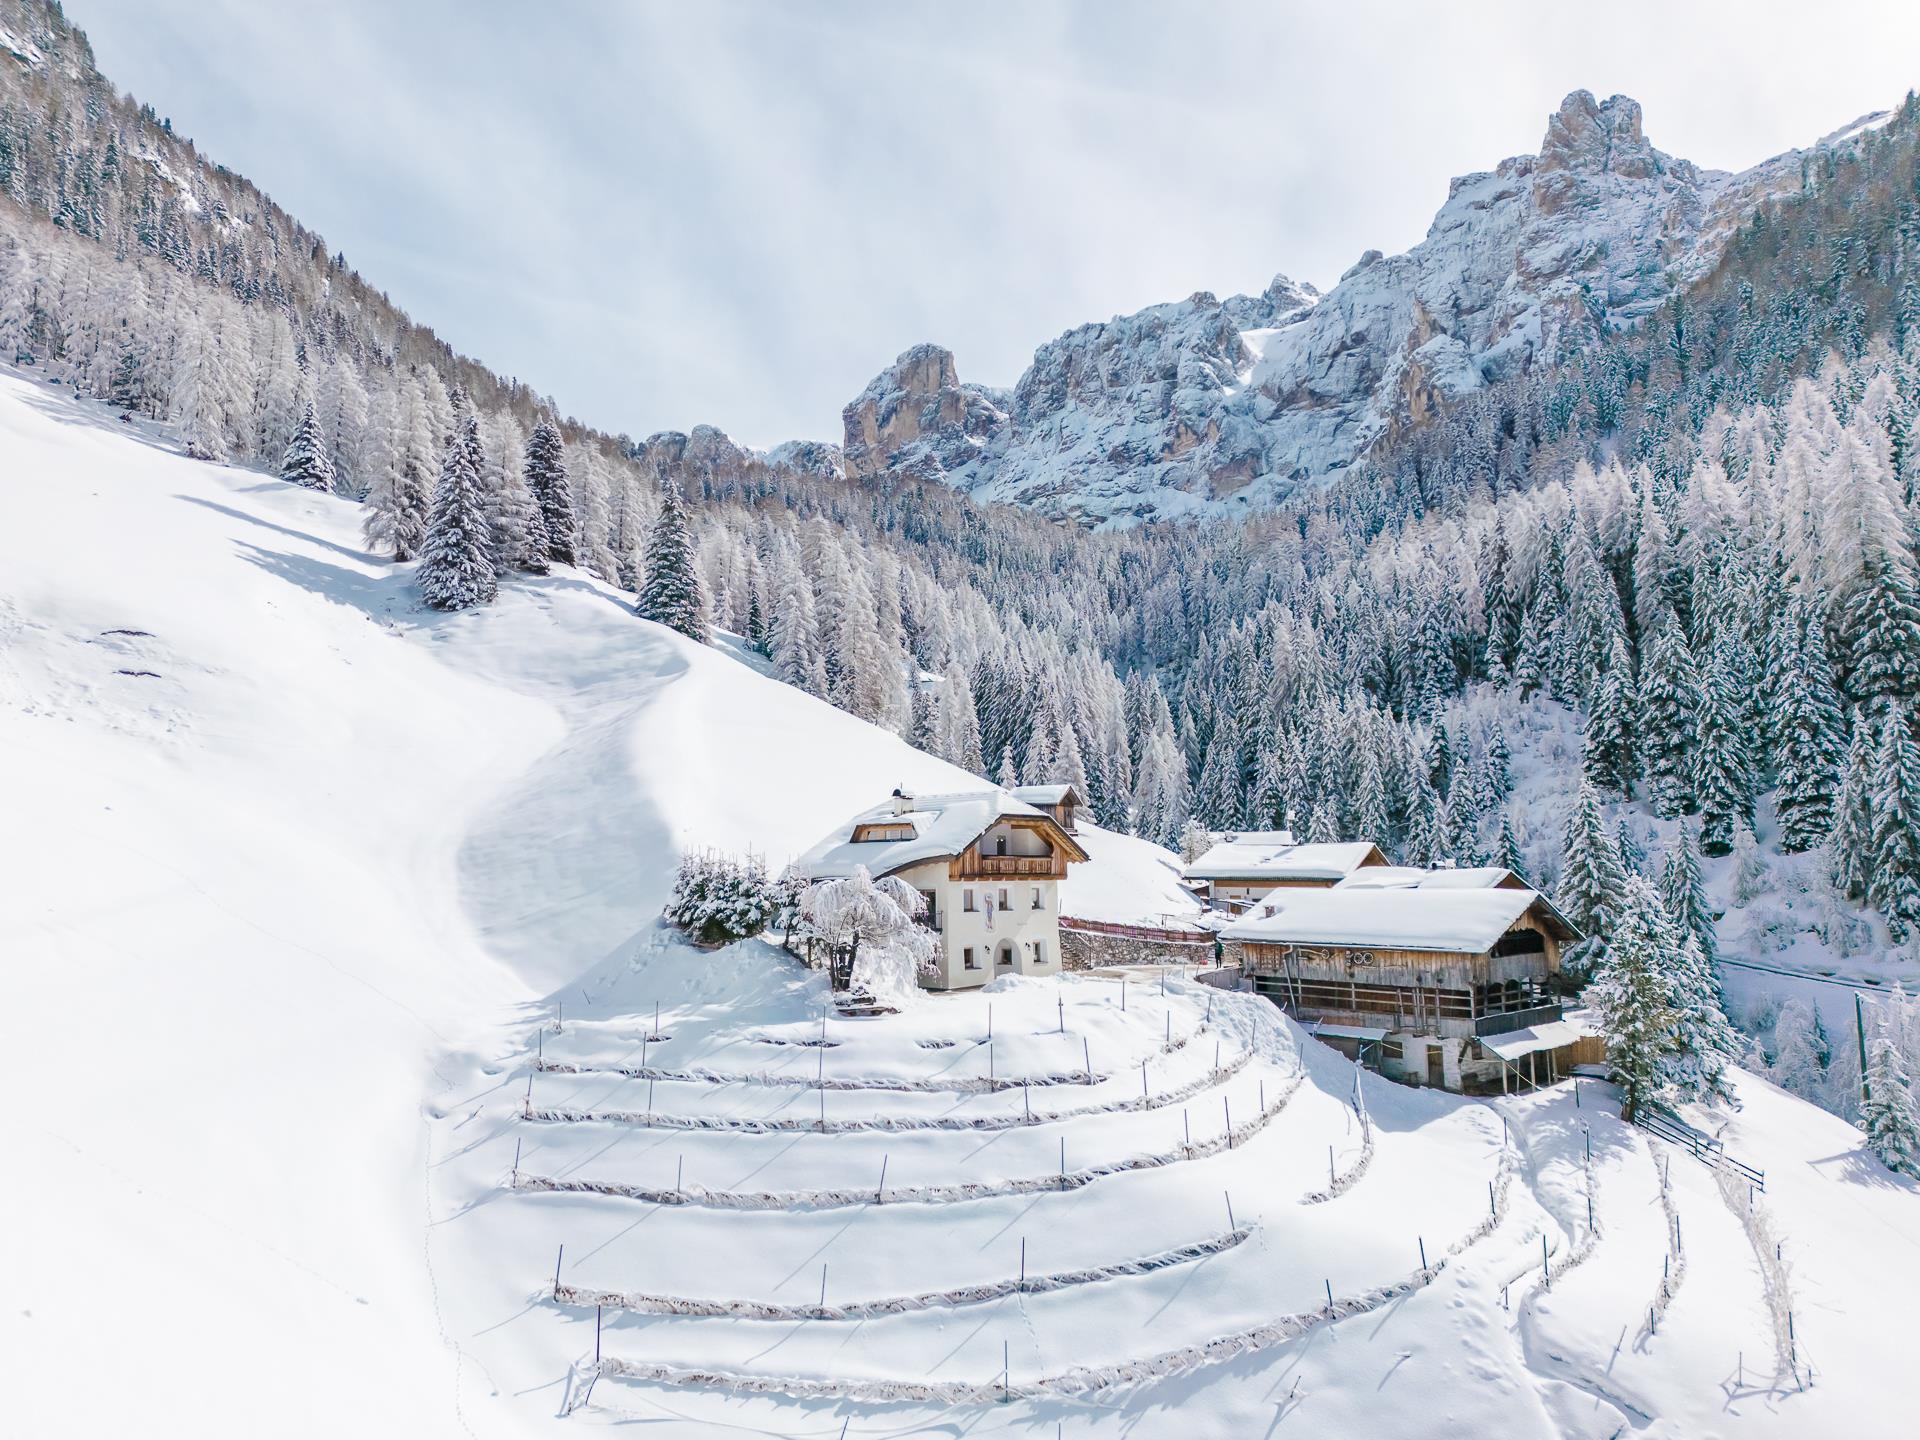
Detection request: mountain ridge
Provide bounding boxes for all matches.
[845,89,1895,526]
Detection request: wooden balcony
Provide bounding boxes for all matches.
[968,855,1056,878]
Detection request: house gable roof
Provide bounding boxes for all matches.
[1184,837,1386,883]
[793,790,1088,881]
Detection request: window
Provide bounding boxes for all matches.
[1030,886,1042,910]
[963,947,978,970]
[851,822,915,842]
[1033,941,1047,965]
[963,889,976,912]
[995,833,1008,856]
[998,888,1010,910]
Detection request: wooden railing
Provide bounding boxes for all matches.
[971,855,1055,877]
[1060,916,1215,946]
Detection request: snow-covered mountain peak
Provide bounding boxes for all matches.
[846,90,1886,527]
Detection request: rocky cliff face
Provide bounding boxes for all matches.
[840,343,1008,488]
[844,91,1886,527]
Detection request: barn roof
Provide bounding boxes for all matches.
[793,789,1088,881]
[1223,886,1577,953]
[1335,865,1527,891]
[1183,836,1385,882]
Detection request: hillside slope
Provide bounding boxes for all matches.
[3,372,1915,1437]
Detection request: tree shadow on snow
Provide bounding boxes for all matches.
[230,539,418,624]
[180,493,378,567]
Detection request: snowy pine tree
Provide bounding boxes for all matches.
[523,422,577,566]
[1558,781,1629,981]
[1694,634,1755,854]
[1589,876,1682,1121]
[278,399,335,492]
[1639,612,1701,818]
[1870,703,1920,940]
[1861,1028,1920,1176]
[1776,602,1848,852]
[415,416,497,611]
[1582,635,1637,797]
[634,480,709,643]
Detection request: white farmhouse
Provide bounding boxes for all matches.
[793,788,1089,991]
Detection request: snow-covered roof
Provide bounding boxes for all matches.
[1311,1022,1390,1043]
[1184,836,1380,882]
[1335,865,1523,891]
[1223,886,1573,954]
[792,790,1081,881]
[1010,783,1076,808]
[1477,1016,1597,1062]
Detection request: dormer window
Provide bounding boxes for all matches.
[852,822,916,843]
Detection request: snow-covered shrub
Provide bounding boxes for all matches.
[664,848,780,946]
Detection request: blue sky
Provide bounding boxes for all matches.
[72,0,1920,449]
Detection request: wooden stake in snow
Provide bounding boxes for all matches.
[1489,1180,1496,1217]
[1003,1340,1011,1403]
[557,1000,563,1031]
[1122,979,1128,1012]
[1024,1081,1031,1122]
[1082,1037,1091,1081]
[1206,992,1213,1023]
[988,1003,993,1041]
[1166,1013,1172,1047]
[1184,1109,1191,1150]
[1225,1190,1236,1231]
[647,1078,655,1126]
[877,1154,888,1204]
[595,1303,602,1362]
[1058,995,1064,1034]
[655,1000,661,1037]
[553,1243,565,1297]
[676,1155,684,1195]
[1214,1040,1221,1075]
[1142,1059,1149,1100]
[1418,1237,1427,1273]
[1329,1146,1336,1186]
[1059,1136,1065,1184]
[1224,1095,1233,1146]
[1324,1277,1333,1312]
[820,1263,827,1307]
[1541,1234,1550,1288]
[1020,1236,1027,1286]
[512,1138,521,1185]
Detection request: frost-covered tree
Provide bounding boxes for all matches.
[1558,781,1629,980]
[278,399,336,493]
[1768,997,1832,1100]
[1861,1027,1920,1176]
[795,867,938,1007]
[1832,712,1878,901]
[523,422,576,566]
[1660,823,1717,972]
[1694,635,1755,854]
[635,480,709,642]
[1589,876,1682,1121]
[1639,612,1700,817]
[415,415,497,611]
[1582,635,1637,797]
[1870,703,1920,940]
[1776,601,1848,851]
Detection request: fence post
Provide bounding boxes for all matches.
[1225,1190,1236,1231]
[553,1243,565,1298]
[877,1154,888,1204]
[1324,1277,1333,1312]
[595,1303,602,1362]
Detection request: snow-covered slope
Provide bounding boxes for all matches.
[5,372,1915,1437]
[849,92,1889,527]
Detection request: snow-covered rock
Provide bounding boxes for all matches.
[850,92,1888,527]
[840,342,1008,488]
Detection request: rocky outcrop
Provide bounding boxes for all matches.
[840,343,1007,487]
[843,91,1888,527]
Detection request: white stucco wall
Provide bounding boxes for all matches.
[894,857,1061,991]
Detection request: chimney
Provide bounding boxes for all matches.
[891,787,915,815]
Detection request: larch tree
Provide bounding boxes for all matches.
[278,399,336,493]
[415,415,497,611]
[634,479,710,643]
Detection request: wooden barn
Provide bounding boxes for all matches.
[1223,882,1591,1093]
